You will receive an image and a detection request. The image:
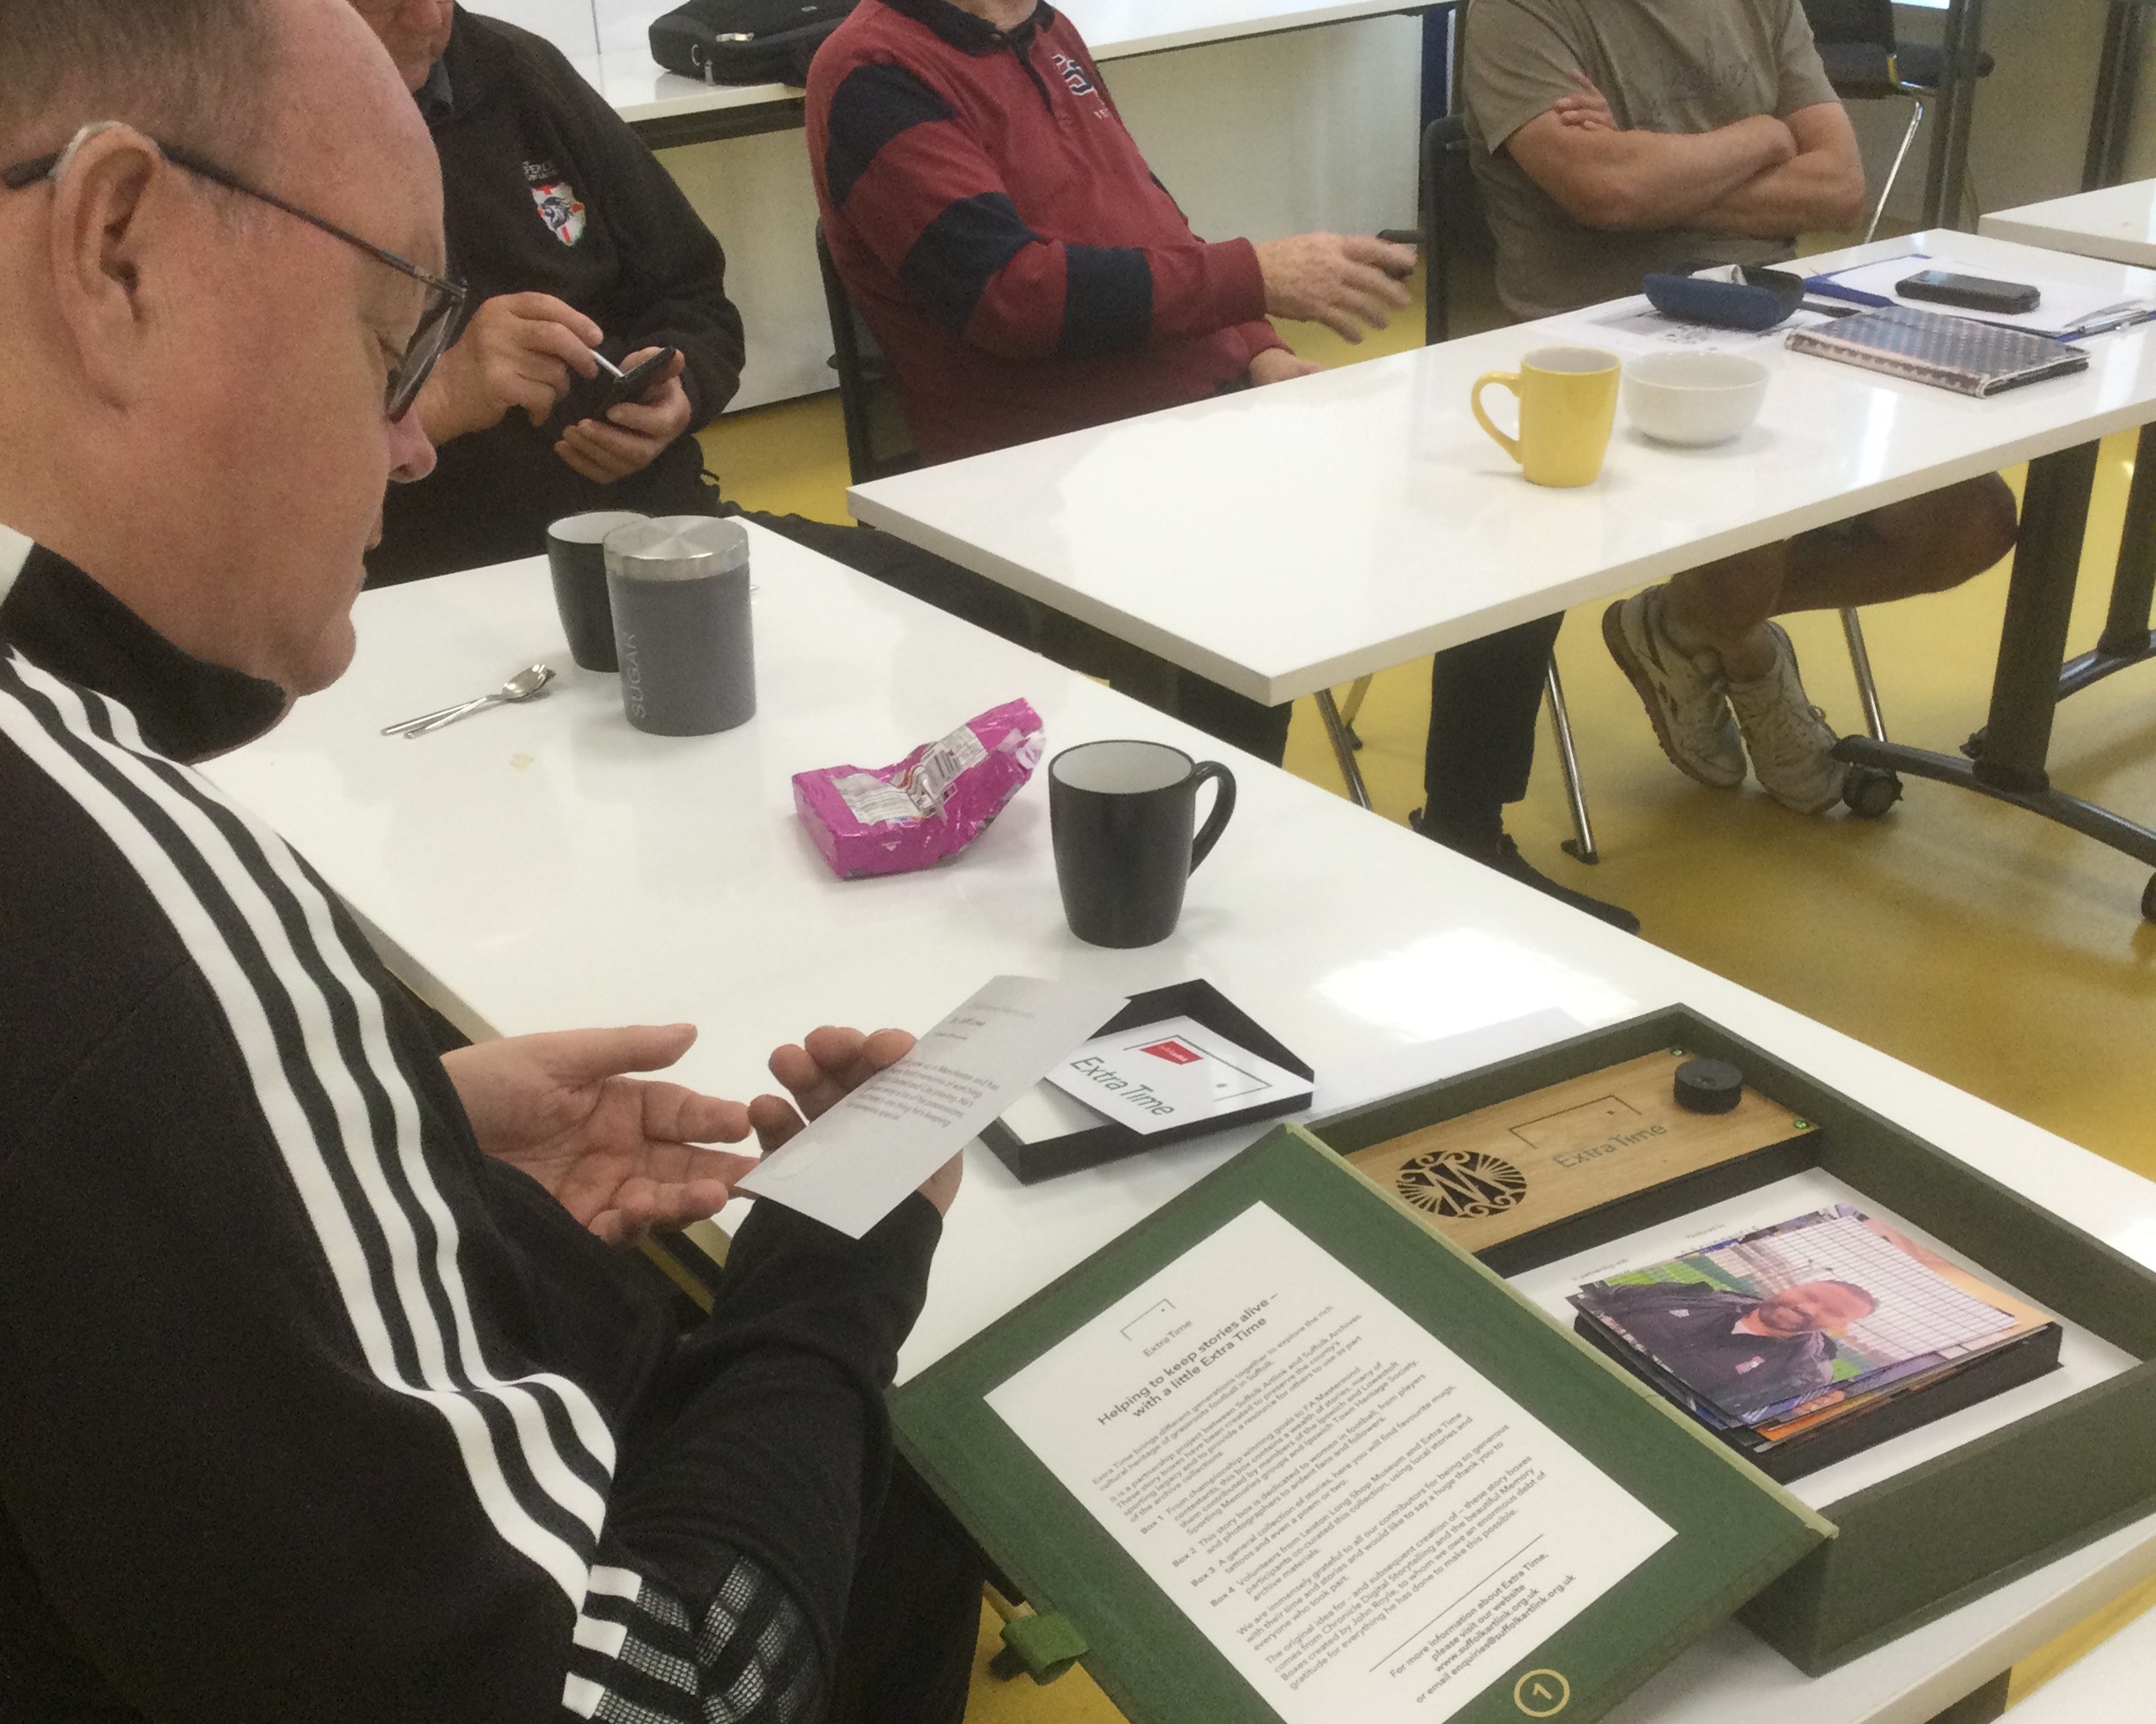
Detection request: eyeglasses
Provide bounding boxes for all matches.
[3,127,466,420]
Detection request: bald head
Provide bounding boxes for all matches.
[0,0,445,704]
[0,0,278,170]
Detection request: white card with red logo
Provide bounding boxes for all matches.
[1045,1016,1312,1137]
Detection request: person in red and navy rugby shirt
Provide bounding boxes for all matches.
[808,0,1415,762]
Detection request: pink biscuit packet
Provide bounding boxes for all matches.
[794,698,1044,879]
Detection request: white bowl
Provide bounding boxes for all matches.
[1621,351,1771,447]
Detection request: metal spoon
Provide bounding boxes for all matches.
[383,664,555,738]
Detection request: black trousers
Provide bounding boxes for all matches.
[1422,614,1563,839]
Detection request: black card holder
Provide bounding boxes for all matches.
[979,979,1313,1185]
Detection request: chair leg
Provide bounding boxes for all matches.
[1339,673,1375,748]
[1840,608,1889,741]
[1868,93,1928,245]
[1315,689,1374,810]
[1545,659,1600,864]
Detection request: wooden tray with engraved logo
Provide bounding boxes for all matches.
[1340,1049,1816,1273]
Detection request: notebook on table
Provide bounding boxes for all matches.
[1785,304,2090,397]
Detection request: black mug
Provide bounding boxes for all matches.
[1049,740,1237,948]
[546,511,646,672]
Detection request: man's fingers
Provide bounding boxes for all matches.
[799,1025,873,1077]
[1339,235,1420,279]
[504,370,563,425]
[565,417,653,463]
[498,291,605,350]
[546,1022,699,1083]
[765,1026,914,1123]
[514,316,603,379]
[639,1082,753,1146]
[860,1027,916,1071]
[1351,263,1413,308]
[749,1092,807,1153]
[605,383,689,436]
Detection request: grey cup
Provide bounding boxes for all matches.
[546,510,646,672]
[602,516,756,736]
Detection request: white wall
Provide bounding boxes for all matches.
[1847,1,2112,229]
[1104,16,1425,244]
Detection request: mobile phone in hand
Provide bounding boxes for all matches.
[588,345,679,413]
[1897,271,2041,315]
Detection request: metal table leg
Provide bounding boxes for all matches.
[1339,673,1376,749]
[1545,660,1600,864]
[1316,689,1374,810]
[2058,417,2156,696]
[2085,1,2147,192]
[1834,441,2156,917]
[1963,419,2156,753]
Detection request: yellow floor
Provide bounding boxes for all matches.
[700,275,2156,1717]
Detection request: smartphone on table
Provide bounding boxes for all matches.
[1897,271,2041,315]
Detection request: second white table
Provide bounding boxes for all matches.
[201,529,2156,1724]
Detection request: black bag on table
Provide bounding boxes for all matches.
[649,0,859,86]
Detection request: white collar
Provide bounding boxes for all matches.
[0,522,31,608]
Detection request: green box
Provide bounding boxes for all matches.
[1305,1006,2156,1674]
[897,1118,1829,1724]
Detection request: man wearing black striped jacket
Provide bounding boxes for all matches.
[0,3,974,1720]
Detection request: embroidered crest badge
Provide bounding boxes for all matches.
[530,179,587,247]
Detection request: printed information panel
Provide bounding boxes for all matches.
[987,1204,1672,1722]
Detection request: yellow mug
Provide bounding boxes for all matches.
[1471,346,1621,487]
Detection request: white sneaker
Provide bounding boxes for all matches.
[1726,623,1847,814]
[1601,589,1746,789]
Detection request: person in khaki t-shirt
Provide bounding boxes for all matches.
[1409,0,2019,907]
[1465,0,1843,320]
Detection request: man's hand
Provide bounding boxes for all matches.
[749,1026,964,1216]
[1552,69,1617,131]
[555,347,693,485]
[1247,346,1325,387]
[443,1025,756,1248]
[413,291,603,444]
[1252,232,1417,343]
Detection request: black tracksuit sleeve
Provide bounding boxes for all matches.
[1,967,938,1724]
[0,841,934,1724]
[537,48,747,427]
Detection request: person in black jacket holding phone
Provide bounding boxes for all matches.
[0,1,977,1717]
[358,0,1038,650]
[357,0,744,584]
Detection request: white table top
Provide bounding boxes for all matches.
[1999,1593,2156,1720]
[850,231,2156,706]
[469,0,1430,129]
[202,530,2156,1724]
[1983,181,2156,271]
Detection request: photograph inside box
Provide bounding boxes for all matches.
[1507,1166,2135,1507]
[1569,1203,2061,1478]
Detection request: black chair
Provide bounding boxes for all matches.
[814,221,920,485]
[1803,0,1995,235]
[1421,113,1495,345]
